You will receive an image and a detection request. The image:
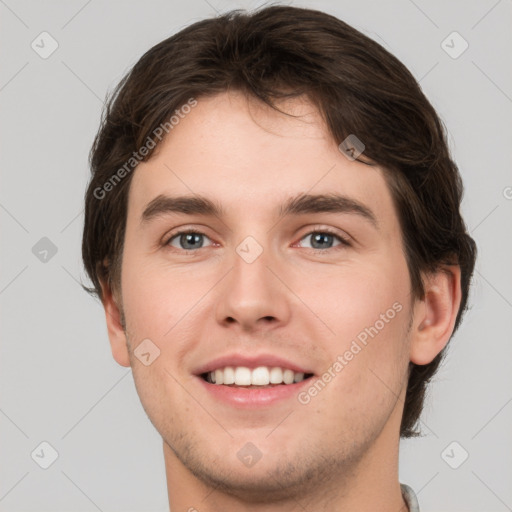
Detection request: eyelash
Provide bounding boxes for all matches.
[162,227,352,255]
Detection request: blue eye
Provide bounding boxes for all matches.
[163,228,351,253]
[165,230,213,251]
[298,230,351,251]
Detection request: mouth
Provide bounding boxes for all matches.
[200,366,315,389]
[193,353,316,406]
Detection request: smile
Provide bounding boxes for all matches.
[202,366,314,387]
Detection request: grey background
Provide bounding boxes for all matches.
[1,0,511,511]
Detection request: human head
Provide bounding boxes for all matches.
[82,5,476,445]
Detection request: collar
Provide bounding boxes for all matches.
[400,483,420,512]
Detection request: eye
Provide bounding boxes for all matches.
[164,229,213,251]
[162,228,351,253]
[297,229,351,252]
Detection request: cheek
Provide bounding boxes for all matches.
[303,260,409,344]
[121,257,199,425]
[120,253,200,340]
[299,257,411,397]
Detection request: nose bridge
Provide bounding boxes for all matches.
[214,231,291,329]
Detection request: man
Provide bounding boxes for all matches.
[82,5,477,511]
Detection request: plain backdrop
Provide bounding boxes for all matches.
[1,0,511,511]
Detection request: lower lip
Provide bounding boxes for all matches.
[196,376,313,408]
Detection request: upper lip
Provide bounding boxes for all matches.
[193,353,314,376]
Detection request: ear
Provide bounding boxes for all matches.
[409,265,462,365]
[99,278,131,368]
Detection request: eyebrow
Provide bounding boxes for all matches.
[140,193,378,229]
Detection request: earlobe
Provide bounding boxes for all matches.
[409,266,462,365]
[99,279,131,368]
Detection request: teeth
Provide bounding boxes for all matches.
[251,366,269,385]
[206,366,309,386]
[223,366,235,384]
[234,367,252,386]
[293,372,304,383]
[283,369,294,384]
[269,367,282,384]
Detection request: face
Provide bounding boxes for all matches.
[111,91,416,500]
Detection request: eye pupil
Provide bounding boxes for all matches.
[311,232,333,249]
[181,233,202,250]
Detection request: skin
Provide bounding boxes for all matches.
[100,90,461,511]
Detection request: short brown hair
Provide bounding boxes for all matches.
[82,5,477,438]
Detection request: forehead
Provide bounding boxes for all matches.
[127,91,398,231]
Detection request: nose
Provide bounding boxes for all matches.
[214,238,292,333]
